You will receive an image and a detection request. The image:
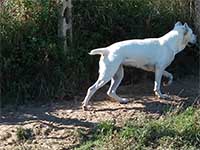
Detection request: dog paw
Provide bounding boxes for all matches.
[82,105,94,111]
[119,98,129,104]
[82,105,88,111]
[82,104,91,111]
[158,94,171,99]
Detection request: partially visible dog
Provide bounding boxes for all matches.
[82,22,197,110]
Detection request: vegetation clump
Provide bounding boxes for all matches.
[76,107,200,150]
[16,127,34,141]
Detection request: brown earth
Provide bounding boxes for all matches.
[0,76,199,150]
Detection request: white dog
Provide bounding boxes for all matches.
[82,22,197,110]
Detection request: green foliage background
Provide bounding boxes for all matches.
[0,0,199,105]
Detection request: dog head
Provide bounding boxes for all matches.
[174,22,197,46]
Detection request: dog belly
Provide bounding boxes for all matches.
[122,60,142,68]
[122,58,155,72]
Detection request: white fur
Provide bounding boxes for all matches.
[82,22,197,109]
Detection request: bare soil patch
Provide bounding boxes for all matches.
[0,76,199,150]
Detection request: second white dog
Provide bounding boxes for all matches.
[82,22,197,110]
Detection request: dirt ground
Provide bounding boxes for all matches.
[0,76,199,150]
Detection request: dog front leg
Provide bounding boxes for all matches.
[154,67,170,99]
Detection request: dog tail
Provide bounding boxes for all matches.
[89,48,108,56]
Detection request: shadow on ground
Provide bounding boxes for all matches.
[0,76,199,150]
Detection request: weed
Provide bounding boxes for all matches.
[16,127,33,141]
[96,120,116,136]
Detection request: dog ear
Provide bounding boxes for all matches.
[182,23,190,45]
[183,23,189,35]
[175,21,182,27]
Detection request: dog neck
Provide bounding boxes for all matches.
[160,30,188,55]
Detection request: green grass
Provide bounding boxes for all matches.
[75,107,200,150]
[16,127,34,141]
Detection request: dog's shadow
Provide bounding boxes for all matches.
[92,79,198,115]
[93,97,178,114]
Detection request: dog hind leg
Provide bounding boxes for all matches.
[82,78,109,108]
[82,57,122,109]
[162,71,173,86]
[107,65,128,104]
